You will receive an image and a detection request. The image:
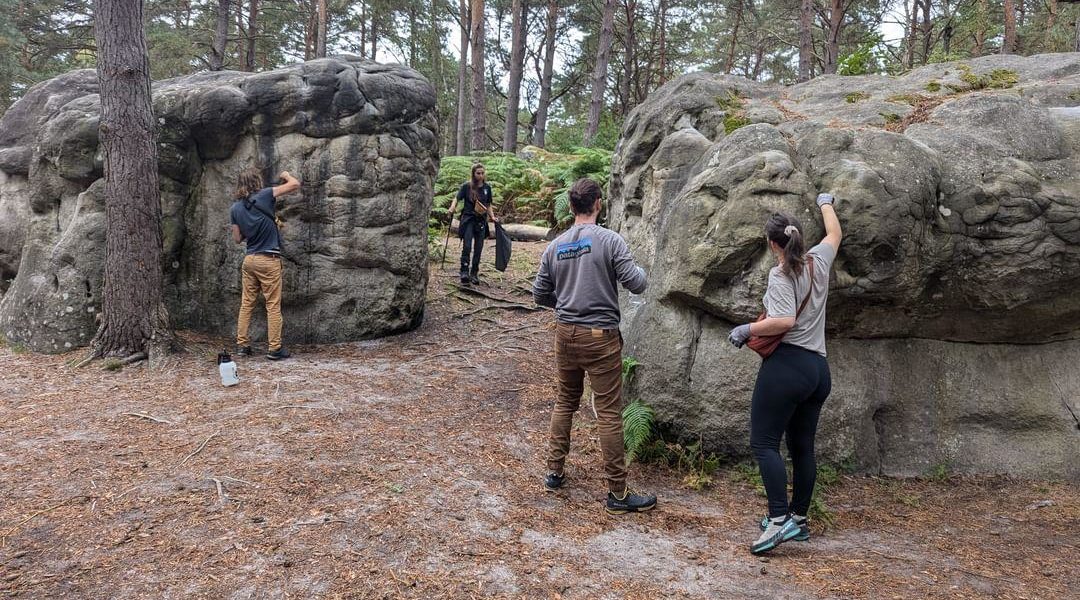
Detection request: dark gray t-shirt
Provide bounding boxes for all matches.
[229,188,282,255]
[533,224,647,329]
[763,242,836,356]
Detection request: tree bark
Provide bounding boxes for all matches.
[1075,6,1080,52]
[316,0,327,58]
[1002,0,1017,54]
[244,0,259,71]
[656,0,668,85]
[370,4,378,60]
[724,0,744,74]
[210,0,230,70]
[822,0,844,74]
[503,0,526,152]
[533,0,558,148]
[798,0,813,81]
[91,0,173,359]
[584,0,616,147]
[469,0,487,150]
[920,0,933,64]
[455,0,470,154]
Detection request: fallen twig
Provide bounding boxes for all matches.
[121,412,171,424]
[179,431,221,466]
[276,404,341,412]
[209,477,226,502]
[1,495,89,539]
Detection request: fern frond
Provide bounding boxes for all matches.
[622,400,656,465]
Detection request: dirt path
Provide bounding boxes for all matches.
[1,240,1077,599]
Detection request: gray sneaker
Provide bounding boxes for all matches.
[760,515,809,541]
[751,516,801,554]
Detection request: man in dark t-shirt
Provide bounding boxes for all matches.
[447,163,497,285]
[229,167,300,360]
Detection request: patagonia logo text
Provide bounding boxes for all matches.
[556,238,593,261]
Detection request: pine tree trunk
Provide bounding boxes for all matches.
[656,0,668,85]
[533,0,557,148]
[1002,0,1017,54]
[973,0,988,55]
[920,0,933,63]
[210,0,230,70]
[823,0,844,74]
[503,0,525,152]
[584,0,616,147]
[469,0,487,150]
[370,8,377,59]
[798,0,813,81]
[316,0,327,58]
[245,0,259,70]
[456,0,470,154]
[626,0,641,105]
[724,0,743,74]
[91,0,173,360]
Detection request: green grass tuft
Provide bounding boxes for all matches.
[845,92,870,104]
[924,80,942,93]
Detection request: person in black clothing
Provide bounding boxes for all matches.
[447,163,497,284]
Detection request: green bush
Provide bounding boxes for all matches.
[436,148,613,229]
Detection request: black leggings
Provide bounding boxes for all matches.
[459,217,486,275]
[750,343,832,519]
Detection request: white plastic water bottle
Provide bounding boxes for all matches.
[218,351,239,387]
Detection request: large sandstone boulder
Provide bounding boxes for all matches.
[612,54,1080,480]
[0,57,438,352]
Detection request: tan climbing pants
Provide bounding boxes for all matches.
[236,253,283,351]
[546,323,628,494]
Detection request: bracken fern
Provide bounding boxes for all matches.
[622,399,656,465]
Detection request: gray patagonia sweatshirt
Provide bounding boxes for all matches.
[533,223,647,329]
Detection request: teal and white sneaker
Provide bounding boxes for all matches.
[760,514,809,541]
[751,516,802,554]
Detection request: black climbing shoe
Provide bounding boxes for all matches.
[543,472,566,491]
[267,347,291,361]
[760,515,809,541]
[605,488,657,514]
[460,272,469,284]
[236,346,253,357]
[469,273,480,285]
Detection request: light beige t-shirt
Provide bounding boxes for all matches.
[763,242,836,356]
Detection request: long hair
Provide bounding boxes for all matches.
[469,163,484,202]
[765,213,806,277]
[235,167,264,200]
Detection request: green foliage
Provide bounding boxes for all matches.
[927,460,951,482]
[886,94,922,105]
[621,356,641,387]
[715,89,744,111]
[723,113,750,134]
[925,81,942,93]
[845,92,870,104]
[436,148,613,229]
[621,400,656,465]
[677,438,721,490]
[880,112,902,125]
[837,41,882,76]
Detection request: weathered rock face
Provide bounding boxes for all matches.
[611,54,1080,480]
[0,57,438,352]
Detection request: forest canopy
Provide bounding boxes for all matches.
[1,0,1077,154]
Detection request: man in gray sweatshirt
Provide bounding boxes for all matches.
[533,178,657,514]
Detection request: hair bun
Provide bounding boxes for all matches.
[784,225,798,237]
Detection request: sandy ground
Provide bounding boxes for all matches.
[0,239,1077,599]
